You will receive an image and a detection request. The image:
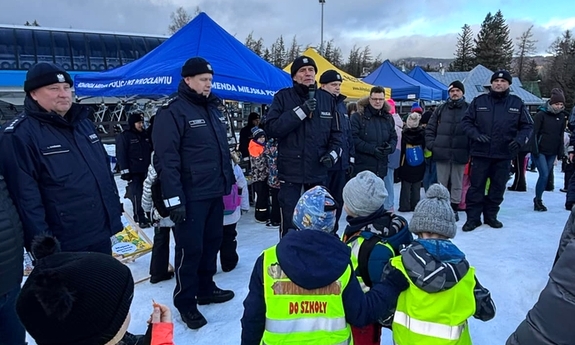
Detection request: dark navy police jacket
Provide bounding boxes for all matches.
[0,97,123,251]
[115,127,152,175]
[330,93,355,171]
[152,81,234,208]
[265,83,343,184]
[461,90,533,160]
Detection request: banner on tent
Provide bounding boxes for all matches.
[212,82,277,97]
[77,76,174,90]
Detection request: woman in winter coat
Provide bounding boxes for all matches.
[531,88,568,211]
[506,206,575,345]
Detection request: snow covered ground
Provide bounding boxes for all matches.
[25,165,571,345]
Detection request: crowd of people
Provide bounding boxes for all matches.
[0,54,574,345]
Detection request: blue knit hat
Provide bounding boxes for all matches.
[292,186,337,232]
[251,126,265,140]
[411,102,423,114]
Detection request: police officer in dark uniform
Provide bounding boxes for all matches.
[460,70,533,231]
[0,62,124,254]
[320,69,354,235]
[152,57,235,330]
[264,56,343,237]
[115,111,151,227]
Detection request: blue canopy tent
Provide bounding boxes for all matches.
[363,60,443,100]
[74,13,292,104]
[408,66,448,100]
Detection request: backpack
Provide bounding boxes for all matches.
[405,143,424,166]
[151,179,170,218]
[223,183,241,215]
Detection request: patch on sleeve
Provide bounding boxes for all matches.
[3,115,26,133]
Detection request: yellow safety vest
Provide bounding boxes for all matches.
[347,235,394,292]
[390,256,476,345]
[261,246,354,345]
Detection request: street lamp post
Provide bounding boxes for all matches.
[319,0,325,54]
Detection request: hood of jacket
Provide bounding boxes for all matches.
[540,101,568,116]
[356,96,392,116]
[401,239,470,293]
[446,97,467,109]
[276,230,351,290]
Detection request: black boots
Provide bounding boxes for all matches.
[451,203,460,222]
[534,198,547,212]
[197,287,235,305]
[462,219,482,232]
[181,310,208,329]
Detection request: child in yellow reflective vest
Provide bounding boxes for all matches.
[342,171,413,345]
[384,184,495,345]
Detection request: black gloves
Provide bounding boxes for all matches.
[320,154,334,168]
[120,172,132,181]
[382,266,409,292]
[380,143,393,155]
[346,164,354,176]
[475,134,491,143]
[301,98,317,116]
[508,140,521,152]
[169,205,186,224]
[374,143,393,160]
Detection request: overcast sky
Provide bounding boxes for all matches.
[2,0,574,60]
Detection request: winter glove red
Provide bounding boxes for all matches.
[320,154,334,168]
[169,205,186,224]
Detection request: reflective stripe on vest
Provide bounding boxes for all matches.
[393,311,465,340]
[390,256,476,345]
[261,246,353,345]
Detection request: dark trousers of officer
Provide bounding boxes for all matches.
[269,187,281,225]
[173,197,223,314]
[465,156,511,222]
[129,172,147,223]
[220,223,239,271]
[327,169,347,235]
[279,182,321,237]
[150,226,173,277]
[253,180,270,222]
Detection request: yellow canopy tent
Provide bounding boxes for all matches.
[284,48,391,100]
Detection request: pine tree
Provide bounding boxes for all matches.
[359,45,373,76]
[244,32,264,57]
[324,39,334,62]
[344,45,362,77]
[514,25,537,80]
[524,59,539,81]
[262,48,272,63]
[287,36,301,63]
[331,47,343,69]
[270,36,286,68]
[474,10,514,71]
[544,30,575,108]
[449,24,475,71]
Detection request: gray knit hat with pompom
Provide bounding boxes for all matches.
[409,184,457,238]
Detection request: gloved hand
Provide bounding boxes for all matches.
[374,147,387,161]
[475,134,491,143]
[380,142,393,155]
[508,140,521,152]
[169,205,186,224]
[301,98,317,116]
[346,164,354,176]
[381,265,409,292]
[120,172,132,181]
[320,154,334,168]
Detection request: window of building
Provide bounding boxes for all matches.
[116,35,135,65]
[34,30,54,64]
[14,29,36,69]
[131,36,148,59]
[0,28,17,69]
[52,31,72,70]
[144,37,161,52]
[85,33,106,71]
[68,32,89,70]
[101,34,120,70]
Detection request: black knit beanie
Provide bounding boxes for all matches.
[448,80,465,94]
[181,57,214,77]
[319,70,342,84]
[549,88,566,105]
[290,56,317,77]
[16,236,134,345]
[491,70,512,84]
[24,62,73,93]
[128,112,144,129]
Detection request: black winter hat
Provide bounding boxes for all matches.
[290,55,317,77]
[549,88,566,105]
[320,69,343,84]
[128,111,144,128]
[24,62,73,93]
[448,80,465,94]
[491,70,512,85]
[181,57,214,77]
[17,235,134,345]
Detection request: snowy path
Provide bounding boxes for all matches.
[26,166,570,344]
